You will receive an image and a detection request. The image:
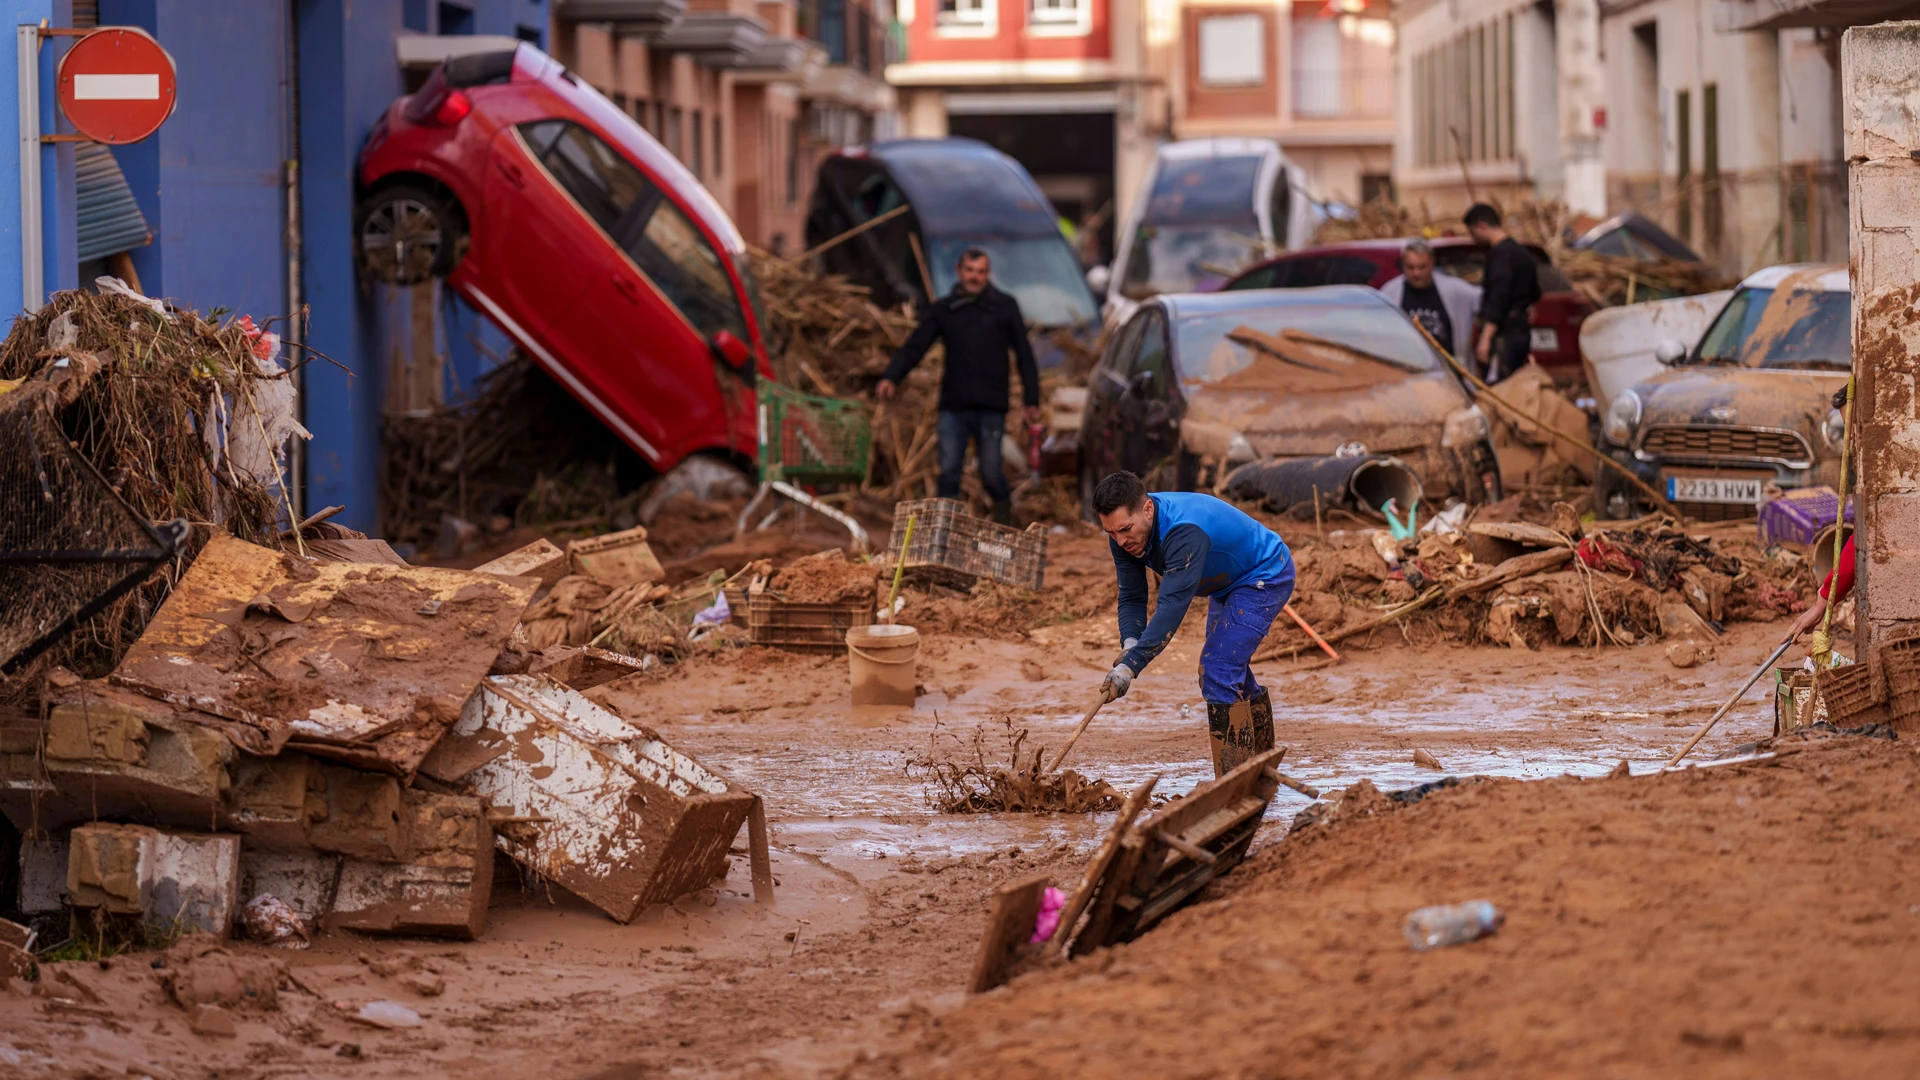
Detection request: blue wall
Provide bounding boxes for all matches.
[100,0,289,319]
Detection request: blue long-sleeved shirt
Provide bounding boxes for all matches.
[1113,492,1294,674]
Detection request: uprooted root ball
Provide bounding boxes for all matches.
[908,717,1121,814]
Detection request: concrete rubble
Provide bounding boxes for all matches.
[3,520,772,953]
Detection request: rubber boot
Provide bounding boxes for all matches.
[990,500,1015,527]
[1208,691,1277,779]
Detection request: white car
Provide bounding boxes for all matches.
[1094,138,1319,328]
[1590,263,1850,521]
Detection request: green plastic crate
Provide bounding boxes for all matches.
[755,380,872,486]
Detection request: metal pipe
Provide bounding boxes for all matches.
[17,24,42,312]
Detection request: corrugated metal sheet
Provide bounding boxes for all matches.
[75,142,151,263]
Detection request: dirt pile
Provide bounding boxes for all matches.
[847,735,1920,1077]
[769,549,882,604]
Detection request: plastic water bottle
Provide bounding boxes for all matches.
[1403,900,1502,951]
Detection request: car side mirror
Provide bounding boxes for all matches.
[711,330,751,370]
[1654,338,1687,364]
[1086,264,1111,301]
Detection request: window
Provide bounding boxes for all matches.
[515,23,542,46]
[1197,14,1265,87]
[1412,13,1514,166]
[437,2,474,34]
[692,110,704,176]
[713,114,723,176]
[1029,0,1088,30]
[786,117,801,204]
[627,198,749,342]
[937,0,993,30]
[1129,310,1172,398]
[669,107,684,160]
[520,121,649,236]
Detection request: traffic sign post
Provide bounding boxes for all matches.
[55,26,177,145]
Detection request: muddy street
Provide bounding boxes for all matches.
[0,525,1833,1079]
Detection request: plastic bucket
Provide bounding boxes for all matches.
[847,624,919,706]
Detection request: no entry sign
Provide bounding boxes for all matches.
[55,27,178,145]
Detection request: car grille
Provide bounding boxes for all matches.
[1675,501,1760,522]
[1639,425,1810,462]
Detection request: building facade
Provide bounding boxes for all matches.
[886,0,1393,266]
[1392,0,1857,277]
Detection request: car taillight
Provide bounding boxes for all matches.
[433,89,472,125]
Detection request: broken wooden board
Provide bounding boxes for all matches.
[526,645,650,690]
[968,873,1052,994]
[422,675,764,923]
[1467,521,1572,549]
[109,534,537,779]
[1048,774,1158,956]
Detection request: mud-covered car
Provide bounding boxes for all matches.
[1595,264,1850,520]
[1077,287,1500,512]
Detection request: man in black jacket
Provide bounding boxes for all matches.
[877,247,1041,524]
[1464,203,1541,383]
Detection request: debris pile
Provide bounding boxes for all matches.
[1260,505,1808,658]
[909,718,1121,814]
[1,296,776,959]
[0,287,297,689]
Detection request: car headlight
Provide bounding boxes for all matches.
[1820,407,1847,449]
[1226,433,1256,463]
[1603,391,1642,446]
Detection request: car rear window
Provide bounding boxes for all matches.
[519,120,749,343]
[1174,295,1441,382]
[1144,155,1264,226]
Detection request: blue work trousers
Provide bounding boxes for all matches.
[1199,577,1292,704]
[936,408,1010,503]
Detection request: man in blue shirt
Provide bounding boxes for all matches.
[1093,471,1296,777]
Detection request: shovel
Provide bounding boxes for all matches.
[1662,638,1794,770]
[1043,687,1115,774]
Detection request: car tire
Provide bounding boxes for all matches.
[355,183,465,285]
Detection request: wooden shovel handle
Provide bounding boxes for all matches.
[1045,690,1112,774]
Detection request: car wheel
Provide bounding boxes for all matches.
[356,184,463,285]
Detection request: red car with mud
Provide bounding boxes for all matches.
[355,44,769,479]
[1220,238,1593,382]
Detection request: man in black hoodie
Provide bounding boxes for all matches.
[1464,203,1541,383]
[877,247,1041,525]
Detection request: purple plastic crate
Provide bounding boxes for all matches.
[1758,486,1854,546]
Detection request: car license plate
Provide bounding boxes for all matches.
[1529,327,1558,352]
[1667,476,1765,504]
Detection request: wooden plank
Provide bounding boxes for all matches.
[747,796,774,906]
[1048,774,1158,957]
[967,873,1051,994]
[1070,834,1146,957]
[1141,747,1286,842]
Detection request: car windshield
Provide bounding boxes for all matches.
[927,236,1097,327]
[1692,285,1850,370]
[1173,297,1441,383]
[1119,224,1264,299]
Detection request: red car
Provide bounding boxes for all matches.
[1220,237,1592,380]
[355,44,768,477]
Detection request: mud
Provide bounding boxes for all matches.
[769,551,881,604]
[1,531,1884,1078]
[907,718,1121,814]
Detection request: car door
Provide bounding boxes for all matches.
[1083,311,1146,484]
[472,120,615,376]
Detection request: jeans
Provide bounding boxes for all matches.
[1488,328,1531,383]
[936,408,1010,503]
[1199,576,1292,704]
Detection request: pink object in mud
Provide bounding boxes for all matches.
[1030,887,1068,944]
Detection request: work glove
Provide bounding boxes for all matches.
[1101,663,1135,702]
[1111,637,1138,668]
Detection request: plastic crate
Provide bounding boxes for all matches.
[888,498,1048,591]
[757,380,872,486]
[1819,661,1879,725]
[1881,637,1920,733]
[747,594,873,653]
[1757,486,1853,547]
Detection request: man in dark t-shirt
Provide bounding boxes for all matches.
[1397,241,1452,344]
[1464,203,1541,383]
